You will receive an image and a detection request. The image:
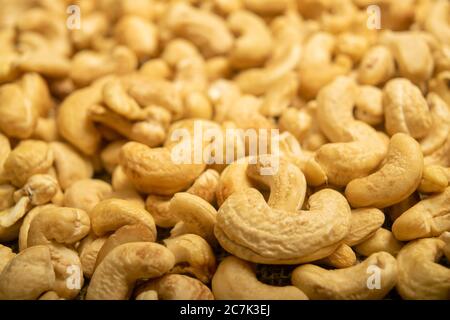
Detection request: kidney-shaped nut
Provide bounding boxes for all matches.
[354,228,404,257]
[315,77,388,186]
[381,31,434,84]
[318,244,356,269]
[163,234,216,284]
[115,15,158,61]
[343,208,385,247]
[0,244,15,274]
[86,242,175,300]
[0,245,55,300]
[418,165,449,193]
[78,234,107,279]
[357,45,395,86]
[4,140,54,187]
[136,274,214,300]
[119,142,205,196]
[13,174,59,207]
[420,93,450,156]
[162,2,233,57]
[383,78,432,139]
[94,223,155,269]
[26,206,90,248]
[169,193,217,246]
[228,10,272,69]
[396,237,450,300]
[89,198,155,238]
[292,252,398,300]
[212,256,307,300]
[215,159,351,264]
[50,142,93,190]
[345,133,424,208]
[56,85,103,156]
[392,186,450,241]
[63,179,113,213]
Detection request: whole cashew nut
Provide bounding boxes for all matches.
[292,252,398,300]
[212,256,308,300]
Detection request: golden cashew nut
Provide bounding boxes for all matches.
[345,133,424,208]
[215,156,351,264]
[354,228,404,257]
[3,140,54,187]
[396,236,450,300]
[163,234,216,284]
[0,245,55,300]
[383,78,432,139]
[392,187,450,241]
[86,242,175,300]
[161,2,234,57]
[292,252,398,300]
[357,45,395,86]
[90,198,156,241]
[212,256,308,300]
[343,208,385,247]
[136,274,214,300]
[315,77,388,186]
[63,179,113,213]
[228,10,273,69]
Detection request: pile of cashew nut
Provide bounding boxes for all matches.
[0,0,449,300]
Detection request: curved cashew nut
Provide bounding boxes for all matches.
[78,234,107,279]
[169,193,217,246]
[392,187,450,241]
[292,252,398,300]
[215,157,351,264]
[3,139,54,187]
[26,206,90,248]
[315,77,388,186]
[419,93,450,156]
[343,208,385,247]
[383,78,432,139]
[0,244,15,274]
[161,2,233,57]
[345,133,424,208]
[357,45,395,86]
[354,85,384,126]
[90,198,156,241]
[115,15,158,61]
[94,223,155,269]
[418,165,449,193]
[228,10,273,69]
[354,228,404,257]
[0,245,55,300]
[56,85,103,156]
[396,236,450,300]
[86,242,175,300]
[319,244,356,269]
[136,274,214,300]
[163,234,216,284]
[212,256,308,300]
[63,179,113,213]
[120,120,221,195]
[49,142,93,190]
[299,32,351,100]
[234,12,303,95]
